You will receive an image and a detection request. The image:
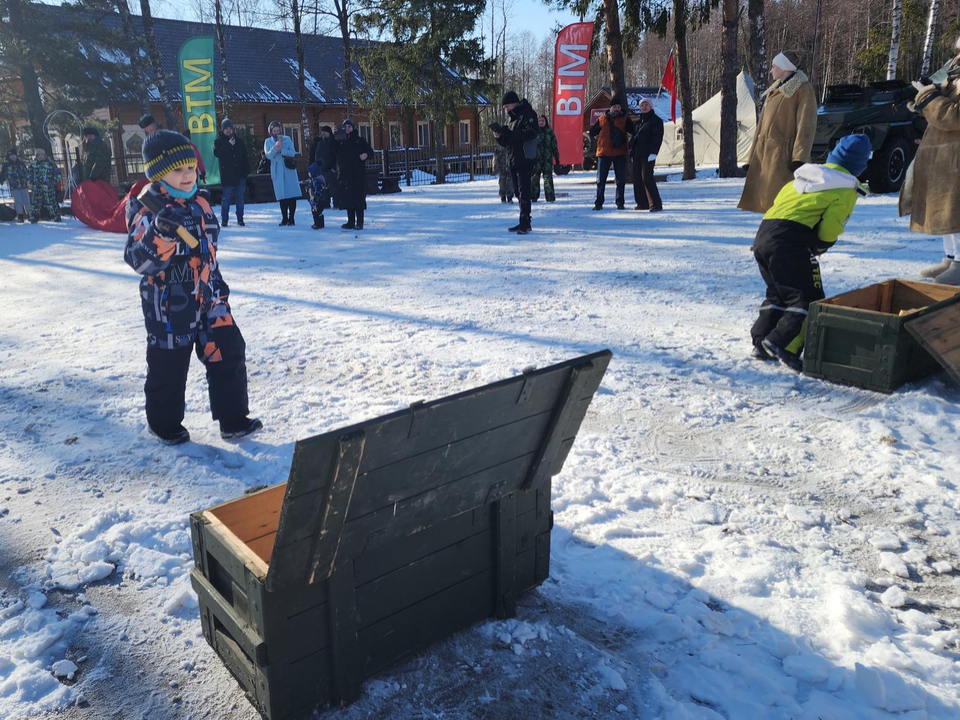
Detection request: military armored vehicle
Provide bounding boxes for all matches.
[812,79,926,193]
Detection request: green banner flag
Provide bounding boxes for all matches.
[178,36,219,185]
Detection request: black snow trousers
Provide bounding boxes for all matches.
[511,164,533,228]
[144,324,249,436]
[750,219,825,357]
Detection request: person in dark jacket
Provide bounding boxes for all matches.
[1,148,31,222]
[493,90,538,234]
[531,115,560,202]
[589,96,635,210]
[79,126,113,183]
[139,113,160,136]
[310,125,340,209]
[629,98,664,212]
[256,150,270,175]
[213,118,250,226]
[335,119,373,230]
[306,162,330,229]
[28,148,61,222]
[124,130,261,445]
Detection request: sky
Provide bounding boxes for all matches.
[136,0,585,45]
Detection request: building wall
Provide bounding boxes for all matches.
[110,102,482,181]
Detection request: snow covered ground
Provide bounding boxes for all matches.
[1,172,959,720]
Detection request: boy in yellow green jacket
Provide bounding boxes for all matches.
[751,133,872,371]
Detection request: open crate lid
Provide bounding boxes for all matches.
[264,350,612,592]
[906,301,960,388]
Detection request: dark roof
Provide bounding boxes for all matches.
[43,4,489,107]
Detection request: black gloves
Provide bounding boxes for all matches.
[789,161,804,172]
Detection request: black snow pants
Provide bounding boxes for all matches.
[750,219,825,357]
[145,323,249,435]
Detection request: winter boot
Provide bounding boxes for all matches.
[220,418,263,441]
[546,193,555,202]
[751,342,775,362]
[507,195,514,203]
[932,260,960,285]
[17,214,24,223]
[222,219,229,227]
[761,339,803,373]
[356,211,364,230]
[508,223,523,232]
[921,257,953,278]
[151,425,191,446]
[500,195,507,203]
[237,219,245,226]
[592,203,602,211]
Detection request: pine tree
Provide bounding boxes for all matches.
[357,0,492,144]
[0,0,138,151]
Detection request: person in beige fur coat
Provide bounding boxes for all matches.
[899,36,960,285]
[738,51,818,214]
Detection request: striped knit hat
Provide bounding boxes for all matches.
[142,130,197,181]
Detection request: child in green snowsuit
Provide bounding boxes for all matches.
[751,134,871,372]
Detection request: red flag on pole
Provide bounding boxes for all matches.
[660,51,676,122]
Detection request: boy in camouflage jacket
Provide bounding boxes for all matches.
[1,148,31,222]
[124,130,260,445]
[306,162,330,229]
[29,148,61,222]
[531,115,560,202]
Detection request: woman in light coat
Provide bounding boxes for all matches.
[738,51,818,214]
[264,121,301,225]
[901,37,960,285]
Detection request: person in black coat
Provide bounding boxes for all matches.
[629,98,664,212]
[493,91,538,234]
[335,119,373,230]
[310,125,340,209]
[213,118,250,226]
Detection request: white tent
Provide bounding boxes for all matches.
[658,71,757,166]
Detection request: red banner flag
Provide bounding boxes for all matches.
[660,51,676,122]
[552,22,594,166]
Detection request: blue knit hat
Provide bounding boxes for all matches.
[142,130,197,181]
[308,161,324,177]
[827,134,872,177]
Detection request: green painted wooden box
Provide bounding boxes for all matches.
[189,350,611,720]
[804,280,960,392]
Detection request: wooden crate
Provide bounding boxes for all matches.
[189,350,612,720]
[804,280,960,392]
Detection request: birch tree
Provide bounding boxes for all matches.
[214,0,231,117]
[921,0,940,75]
[886,0,903,79]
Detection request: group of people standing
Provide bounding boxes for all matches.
[492,89,666,234]
[1,146,63,223]
[259,119,373,230]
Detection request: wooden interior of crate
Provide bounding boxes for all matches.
[206,484,286,578]
[819,280,960,315]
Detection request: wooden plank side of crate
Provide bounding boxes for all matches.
[355,525,495,628]
[354,505,492,585]
[357,568,497,679]
[906,302,960,387]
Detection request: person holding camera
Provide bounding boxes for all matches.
[589,96,635,211]
[738,51,817,214]
[264,120,300,226]
[493,91,538,234]
[214,119,249,227]
[900,36,960,285]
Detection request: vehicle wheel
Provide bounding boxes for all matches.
[582,132,597,172]
[554,164,572,176]
[866,137,910,193]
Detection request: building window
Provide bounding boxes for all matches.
[459,120,470,145]
[389,122,403,150]
[358,122,375,149]
[417,122,430,148]
[284,124,302,154]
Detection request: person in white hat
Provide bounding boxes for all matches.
[738,50,818,215]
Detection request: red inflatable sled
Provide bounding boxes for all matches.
[71,179,149,233]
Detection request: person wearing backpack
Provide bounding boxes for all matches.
[589,96,635,211]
